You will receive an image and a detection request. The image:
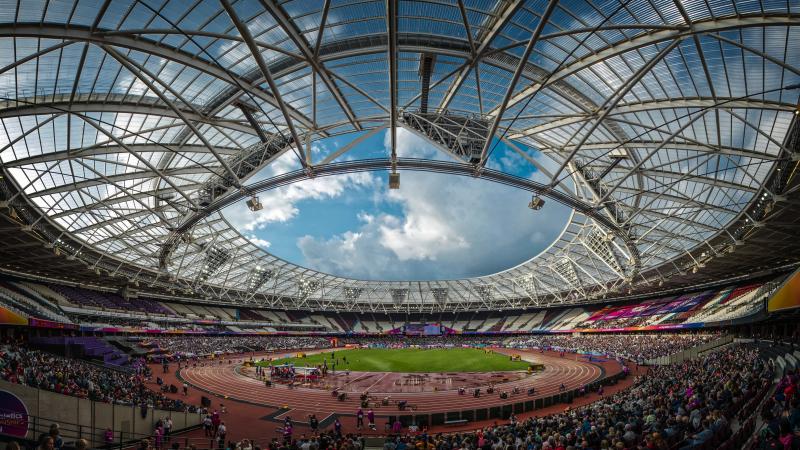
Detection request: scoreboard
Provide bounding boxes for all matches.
[403,323,443,335]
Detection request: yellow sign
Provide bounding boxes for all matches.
[0,306,27,325]
[768,269,800,312]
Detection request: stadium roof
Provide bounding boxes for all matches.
[0,0,799,311]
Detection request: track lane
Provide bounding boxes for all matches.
[179,349,616,417]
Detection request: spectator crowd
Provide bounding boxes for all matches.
[143,336,331,359]
[338,335,506,349]
[506,333,718,362]
[1,333,783,450]
[756,366,800,449]
[210,344,771,450]
[139,333,719,365]
[0,340,191,412]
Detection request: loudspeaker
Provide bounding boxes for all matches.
[201,396,211,407]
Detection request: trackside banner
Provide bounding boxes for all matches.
[0,391,29,438]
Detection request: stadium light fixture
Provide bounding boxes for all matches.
[197,246,230,283]
[528,195,545,210]
[246,195,262,212]
[298,278,320,298]
[389,172,400,189]
[246,265,274,293]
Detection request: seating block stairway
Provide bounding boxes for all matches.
[31,336,130,370]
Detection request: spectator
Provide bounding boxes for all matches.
[506,333,718,362]
[38,436,54,450]
[143,336,330,359]
[0,342,192,412]
[104,427,114,446]
[203,415,213,437]
[164,416,172,442]
[49,424,62,450]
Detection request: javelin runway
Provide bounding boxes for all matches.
[178,348,618,417]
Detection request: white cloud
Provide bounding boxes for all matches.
[296,130,572,280]
[246,235,272,249]
[223,151,379,233]
[387,127,456,161]
[223,130,571,280]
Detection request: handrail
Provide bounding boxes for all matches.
[0,379,203,449]
[737,382,775,449]
[0,406,156,450]
[644,334,733,365]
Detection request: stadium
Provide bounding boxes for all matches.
[0,0,799,449]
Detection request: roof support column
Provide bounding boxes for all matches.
[386,0,398,173]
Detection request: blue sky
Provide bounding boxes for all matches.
[221,129,572,280]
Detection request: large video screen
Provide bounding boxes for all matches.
[404,323,442,335]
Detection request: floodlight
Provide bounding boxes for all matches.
[528,195,545,210]
[608,148,629,159]
[246,195,263,212]
[389,173,400,189]
[198,188,213,207]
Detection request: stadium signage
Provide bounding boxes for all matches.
[0,307,27,325]
[0,391,29,438]
[28,318,79,330]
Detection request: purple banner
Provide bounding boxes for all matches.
[0,391,29,438]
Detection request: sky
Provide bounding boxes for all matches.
[221,129,572,281]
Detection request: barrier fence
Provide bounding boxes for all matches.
[644,334,733,365]
[383,369,629,429]
[0,380,202,449]
[0,409,163,450]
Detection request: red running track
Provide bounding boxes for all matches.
[178,348,618,417]
[147,349,640,446]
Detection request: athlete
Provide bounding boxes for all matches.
[309,414,318,433]
[356,407,364,429]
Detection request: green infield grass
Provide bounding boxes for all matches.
[258,347,531,373]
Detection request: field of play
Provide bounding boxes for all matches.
[260,348,533,373]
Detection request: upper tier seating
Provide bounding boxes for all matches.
[0,281,72,323]
[0,274,787,334]
[50,285,174,316]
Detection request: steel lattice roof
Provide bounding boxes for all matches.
[0,0,798,310]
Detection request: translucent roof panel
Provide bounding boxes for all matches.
[0,0,796,309]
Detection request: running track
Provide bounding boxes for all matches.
[178,348,618,417]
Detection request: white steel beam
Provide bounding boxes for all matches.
[477,0,559,167]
